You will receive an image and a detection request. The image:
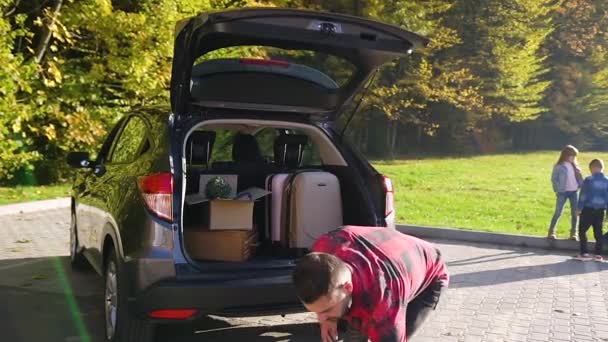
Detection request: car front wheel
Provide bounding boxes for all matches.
[104,248,154,342]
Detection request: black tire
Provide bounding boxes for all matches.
[69,211,89,270]
[104,248,155,342]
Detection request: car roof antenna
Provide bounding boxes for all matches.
[340,68,379,139]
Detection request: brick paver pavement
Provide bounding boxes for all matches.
[1,206,607,341]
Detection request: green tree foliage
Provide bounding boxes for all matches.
[484,0,557,121]
[0,0,606,182]
[540,0,608,148]
[0,0,256,182]
[0,1,40,180]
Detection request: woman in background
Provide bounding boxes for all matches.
[548,145,584,240]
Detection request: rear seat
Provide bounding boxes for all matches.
[185,130,216,194]
[212,133,268,191]
[273,134,308,170]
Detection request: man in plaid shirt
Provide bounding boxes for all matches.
[292,226,449,342]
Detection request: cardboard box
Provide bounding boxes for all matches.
[184,174,270,231]
[208,199,254,230]
[184,227,258,262]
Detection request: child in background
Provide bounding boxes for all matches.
[576,159,608,261]
[548,145,584,240]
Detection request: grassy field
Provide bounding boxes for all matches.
[374,151,605,238]
[0,151,603,238]
[0,184,71,205]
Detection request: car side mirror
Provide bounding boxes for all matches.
[67,152,92,169]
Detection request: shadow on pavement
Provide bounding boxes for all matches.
[450,258,608,288]
[0,256,317,342]
[447,250,537,267]
[0,256,105,342]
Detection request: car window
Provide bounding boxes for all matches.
[195,46,357,87]
[289,129,322,166]
[108,116,149,164]
[255,128,278,162]
[93,117,126,164]
[210,130,238,163]
[208,128,322,166]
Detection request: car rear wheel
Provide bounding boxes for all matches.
[104,248,155,342]
[69,211,88,269]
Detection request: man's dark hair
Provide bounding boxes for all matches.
[292,252,348,304]
[590,159,604,170]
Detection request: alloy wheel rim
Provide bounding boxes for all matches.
[105,261,118,340]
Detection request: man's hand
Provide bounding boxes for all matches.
[320,320,338,342]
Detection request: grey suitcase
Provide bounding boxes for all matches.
[283,171,343,249]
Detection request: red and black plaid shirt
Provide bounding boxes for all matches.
[312,226,449,342]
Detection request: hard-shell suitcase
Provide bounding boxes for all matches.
[283,171,343,249]
[265,173,291,242]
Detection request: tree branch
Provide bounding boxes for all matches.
[34,0,63,64]
[2,0,22,18]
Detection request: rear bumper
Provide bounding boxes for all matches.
[133,274,304,319]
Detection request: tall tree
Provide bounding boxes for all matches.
[540,0,608,148]
[0,0,40,180]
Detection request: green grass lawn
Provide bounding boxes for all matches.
[0,151,603,238]
[373,151,606,237]
[0,184,71,205]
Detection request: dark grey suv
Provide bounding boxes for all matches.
[67,8,427,342]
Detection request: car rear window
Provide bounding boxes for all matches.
[195,46,357,87]
[209,128,322,166]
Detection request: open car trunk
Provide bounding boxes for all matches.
[179,122,376,270]
[170,7,425,270]
[171,8,429,119]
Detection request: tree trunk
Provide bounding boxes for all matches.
[391,121,398,158]
[386,120,398,158]
[34,0,63,63]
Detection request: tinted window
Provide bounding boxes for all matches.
[210,130,238,163]
[289,129,322,166]
[109,116,148,164]
[195,46,356,87]
[208,128,321,166]
[93,118,126,164]
[255,128,278,162]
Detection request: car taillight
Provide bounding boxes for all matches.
[148,309,197,320]
[239,58,290,68]
[138,172,173,222]
[383,176,394,216]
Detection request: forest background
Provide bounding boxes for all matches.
[0,0,606,186]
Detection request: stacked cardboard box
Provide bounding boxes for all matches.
[184,175,269,262]
[184,226,258,262]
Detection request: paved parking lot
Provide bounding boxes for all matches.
[1,206,608,341]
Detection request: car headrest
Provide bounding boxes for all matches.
[274,134,308,169]
[186,131,216,167]
[232,134,263,163]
